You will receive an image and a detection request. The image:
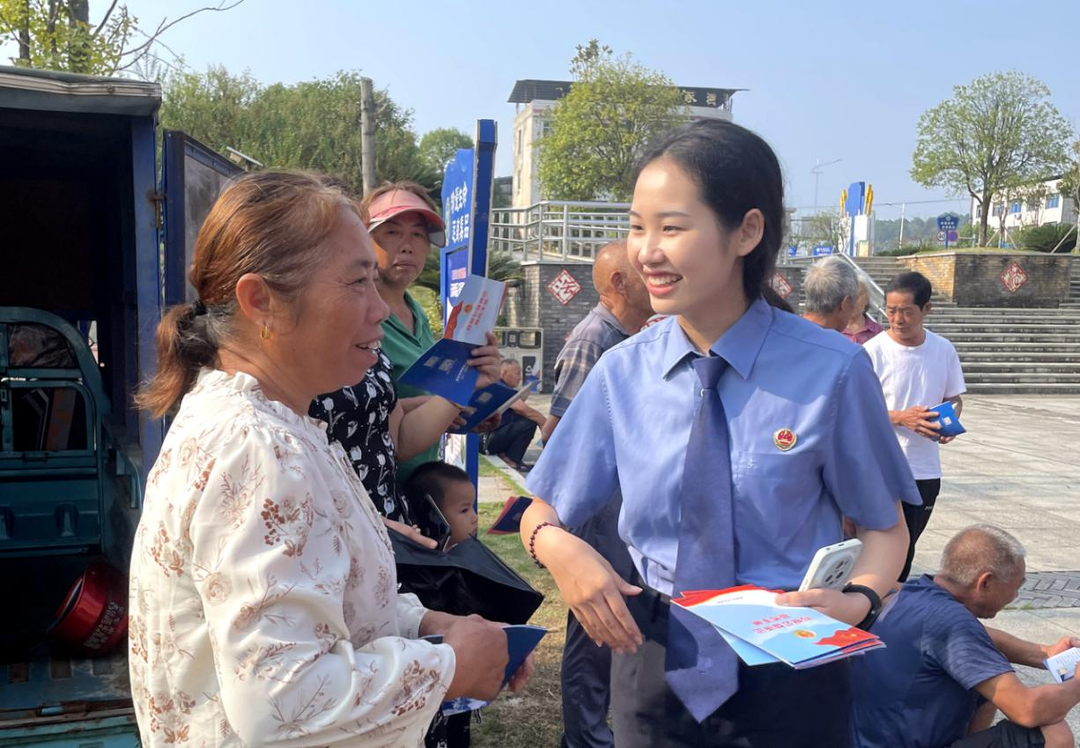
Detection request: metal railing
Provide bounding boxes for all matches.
[834,253,887,321]
[778,253,887,322]
[490,200,631,263]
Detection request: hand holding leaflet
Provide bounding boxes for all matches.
[929,401,966,438]
[672,586,884,669]
[398,275,506,405]
[1045,647,1080,683]
[440,624,547,715]
[448,378,540,435]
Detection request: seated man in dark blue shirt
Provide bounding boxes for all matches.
[853,525,1080,748]
[482,359,545,472]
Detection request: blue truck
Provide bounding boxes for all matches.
[0,66,240,747]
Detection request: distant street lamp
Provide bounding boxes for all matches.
[811,157,843,213]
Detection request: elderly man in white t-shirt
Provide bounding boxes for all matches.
[865,271,966,581]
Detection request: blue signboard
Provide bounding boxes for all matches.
[441,148,475,321]
[439,120,497,487]
[936,213,960,249]
[936,213,960,231]
[788,245,798,257]
[813,245,834,256]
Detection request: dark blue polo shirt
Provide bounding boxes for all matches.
[852,575,1013,748]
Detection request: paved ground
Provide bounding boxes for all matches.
[479,394,1080,736]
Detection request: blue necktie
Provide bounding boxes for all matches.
[665,355,739,722]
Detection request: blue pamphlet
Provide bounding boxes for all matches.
[930,401,967,438]
[398,338,480,406]
[673,586,884,669]
[397,275,506,406]
[447,376,540,434]
[503,623,546,684]
[448,382,516,434]
[439,624,547,715]
[487,496,534,535]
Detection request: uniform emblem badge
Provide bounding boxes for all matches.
[773,428,797,452]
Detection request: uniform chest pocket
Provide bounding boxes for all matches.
[730,451,825,526]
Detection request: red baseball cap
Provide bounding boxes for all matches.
[366,189,446,247]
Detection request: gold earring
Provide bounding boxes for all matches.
[260,324,271,340]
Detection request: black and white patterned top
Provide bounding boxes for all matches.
[309,350,412,523]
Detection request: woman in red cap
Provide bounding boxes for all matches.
[310,181,500,526]
[365,181,498,483]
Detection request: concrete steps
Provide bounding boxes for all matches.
[965,382,1080,394]
[957,351,1080,362]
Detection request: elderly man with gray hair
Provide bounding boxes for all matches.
[853,525,1080,748]
[802,255,859,332]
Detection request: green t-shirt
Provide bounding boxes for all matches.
[381,290,439,484]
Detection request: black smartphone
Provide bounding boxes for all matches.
[422,493,453,551]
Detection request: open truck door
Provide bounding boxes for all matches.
[0,65,163,747]
[160,130,244,306]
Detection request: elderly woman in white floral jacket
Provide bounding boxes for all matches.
[130,171,523,748]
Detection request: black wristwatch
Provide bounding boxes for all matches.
[843,583,883,630]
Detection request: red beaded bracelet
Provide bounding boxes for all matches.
[528,521,558,568]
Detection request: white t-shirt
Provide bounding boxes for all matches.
[863,330,966,480]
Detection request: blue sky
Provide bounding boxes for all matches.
[67,1,1080,218]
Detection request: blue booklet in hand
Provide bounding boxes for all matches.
[447,373,540,434]
[930,401,966,438]
[487,496,534,535]
[397,275,506,405]
[503,623,546,685]
[439,624,547,715]
[673,586,884,669]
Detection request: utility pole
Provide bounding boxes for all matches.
[360,77,377,195]
[811,157,843,213]
[898,202,906,249]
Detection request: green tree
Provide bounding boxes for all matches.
[419,127,473,174]
[0,0,241,75]
[1015,223,1076,254]
[537,40,687,201]
[911,71,1073,247]
[1058,141,1080,253]
[160,68,433,195]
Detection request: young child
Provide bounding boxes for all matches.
[404,461,479,550]
[402,461,482,748]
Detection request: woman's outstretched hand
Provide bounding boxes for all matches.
[542,529,644,655]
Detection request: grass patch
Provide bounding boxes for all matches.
[473,502,567,747]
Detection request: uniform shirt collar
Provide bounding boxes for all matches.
[661,297,773,380]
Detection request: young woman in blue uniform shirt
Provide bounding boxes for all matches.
[520,120,920,747]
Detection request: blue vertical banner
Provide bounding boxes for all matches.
[440,120,497,487]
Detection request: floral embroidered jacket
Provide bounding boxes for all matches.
[129,369,455,747]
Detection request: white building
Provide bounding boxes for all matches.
[508,79,741,208]
[971,176,1077,233]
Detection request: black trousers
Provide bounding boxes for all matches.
[899,478,942,582]
[485,420,537,465]
[611,581,854,748]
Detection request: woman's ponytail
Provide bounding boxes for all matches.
[135,301,220,418]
